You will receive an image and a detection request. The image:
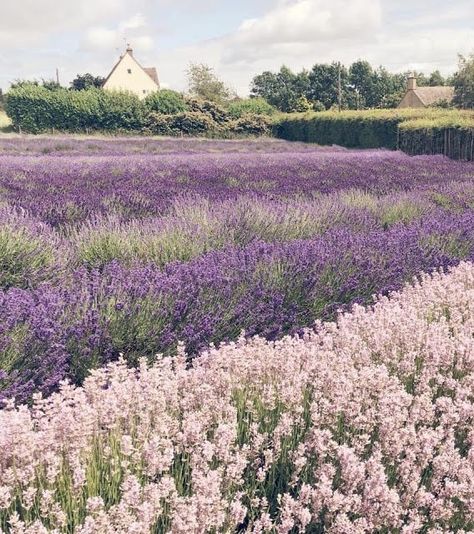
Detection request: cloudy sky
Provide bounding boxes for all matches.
[1,0,473,95]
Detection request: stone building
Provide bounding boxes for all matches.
[103,46,159,99]
[398,73,454,108]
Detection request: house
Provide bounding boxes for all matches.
[398,73,454,108]
[103,45,159,99]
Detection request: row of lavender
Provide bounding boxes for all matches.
[2,262,474,532]
[1,141,473,227]
[0,139,474,403]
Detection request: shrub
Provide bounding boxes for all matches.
[0,208,64,289]
[293,95,312,112]
[146,112,174,135]
[144,89,188,114]
[147,111,219,136]
[185,97,230,124]
[229,113,272,136]
[171,111,219,135]
[228,97,275,118]
[312,100,326,112]
[2,262,474,532]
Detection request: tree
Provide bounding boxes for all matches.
[250,67,309,112]
[349,60,374,109]
[372,68,405,108]
[428,70,445,86]
[70,73,105,91]
[452,53,474,109]
[186,63,232,104]
[41,79,62,91]
[307,63,349,110]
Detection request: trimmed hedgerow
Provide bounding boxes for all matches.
[273,109,474,153]
[5,85,147,133]
[399,117,474,161]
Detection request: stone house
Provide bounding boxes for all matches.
[398,73,454,108]
[103,46,159,99]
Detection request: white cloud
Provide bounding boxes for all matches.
[236,0,381,46]
[0,0,472,94]
[119,13,147,31]
[155,0,472,94]
[83,14,153,53]
[0,0,148,34]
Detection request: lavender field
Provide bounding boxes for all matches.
[1,136,474,532]
[0,137,474,402]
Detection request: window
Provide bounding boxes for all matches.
[143,90,147,94]
[127,69,132,74]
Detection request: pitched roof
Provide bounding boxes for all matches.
[103,48,159,89]
[144,67,159,86]
[413,86,455,106]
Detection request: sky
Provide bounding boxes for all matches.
[0,0,473,96]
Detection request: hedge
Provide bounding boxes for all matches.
[398,118,474,161]
[5,85,147,133]
[273,110,422,149]
[273,109,474,159]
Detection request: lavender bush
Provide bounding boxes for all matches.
[0,143,473,227]
[0,137,473,402]
[2,211,474,402]
[1,262,474,532]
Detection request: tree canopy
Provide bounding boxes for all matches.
[186,63,233,104]
[453,53,474,109]
[70,73,105,91]
[250,60,451,112]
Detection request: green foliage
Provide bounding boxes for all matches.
[0,226,60,289]
[9,79,40,89]
[186,63,233,104]
[429,70,446,86]
[228,97,275,118]
[146,113,175,136]
[293,96,312,112]
[185,97,230,124]
[453,53,474,109]
[170,111,219,135]
[229,114,272,136]
[0,110,11,132]
[274,108,474,160]
[274,109,406,149]
[251,66,310,112]
[312,100,325,112]
[399,115,474,161]
[379,91,405,109]
[147,111,219,136]
[144,89,188,114]
[41,79,63,91]
[5,85,147,133]
[70,73,106,91]
[251,61,431,112]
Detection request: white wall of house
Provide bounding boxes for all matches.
[103,52,159,99]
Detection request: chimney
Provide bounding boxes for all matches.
[126,44,133,57]
[407,72,417,90]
